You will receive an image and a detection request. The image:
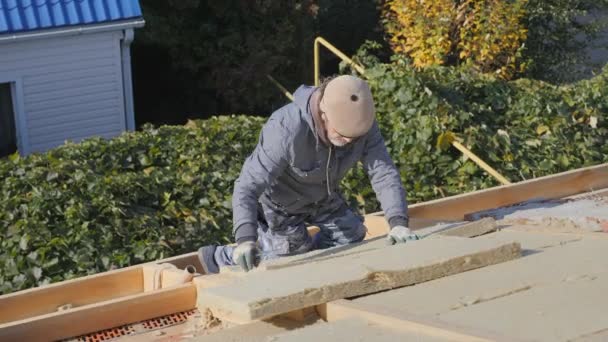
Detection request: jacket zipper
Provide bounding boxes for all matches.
[326,145,332,196]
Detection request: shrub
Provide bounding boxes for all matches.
[382,0,528,78]
[0,117,264,294]
[340,58,608,213]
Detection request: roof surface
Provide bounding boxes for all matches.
[0,0,142,35]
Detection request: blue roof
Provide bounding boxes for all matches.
[0,0,143,35]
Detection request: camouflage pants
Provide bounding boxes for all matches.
[214,198,367,268]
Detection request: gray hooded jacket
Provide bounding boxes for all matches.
[232,85,408,242]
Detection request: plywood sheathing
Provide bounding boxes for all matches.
[197,235,521,322]
[355,230,608,341]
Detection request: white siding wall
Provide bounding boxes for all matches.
[0,31,127,154]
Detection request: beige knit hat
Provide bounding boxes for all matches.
[319,75,375,138]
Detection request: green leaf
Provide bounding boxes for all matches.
[46,172,59,181]
[32,267,42,280]
[19,235,30,251]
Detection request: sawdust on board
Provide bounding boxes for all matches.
[195,308,234,336]
[467,197,608,234]
[500,217,608,235]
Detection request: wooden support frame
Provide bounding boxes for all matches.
[406,163,608,221]
[0,263,198,341]
[0,283,196,342]
[0,267,143,324]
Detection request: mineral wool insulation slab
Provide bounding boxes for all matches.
[440,272,608,342]
[198,235,520,322]
[262,317,451,342]
[219,221,468,274]
[195,317,450,342]
[355,231,605,316]
[220,236,390,274]
[355,231,608,341]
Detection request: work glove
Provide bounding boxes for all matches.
[386,225,420,245]
[232,241,260,272]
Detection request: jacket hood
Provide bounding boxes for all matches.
[293,85,317,133]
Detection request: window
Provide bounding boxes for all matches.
[0,83,17,158]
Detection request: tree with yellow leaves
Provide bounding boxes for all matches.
[383,0,528,79]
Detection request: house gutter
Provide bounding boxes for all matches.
[121,28,137,131]
[0,19,145,44]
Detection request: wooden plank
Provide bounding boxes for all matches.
[0,267,142,324]
[142,264,197,291]
[155,251,202,271]
[317,299,510,342]
[0,283,196,342]
[405,163,608,221]
[197,235,521,322]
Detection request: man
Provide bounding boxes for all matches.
[198,75,418,274]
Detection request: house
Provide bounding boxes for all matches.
[0,0,144,157]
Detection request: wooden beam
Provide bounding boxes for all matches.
[405,163,608,221]
[0,283,196,342]
[0,267,142,324]
[317,299,513,342]
[151,251,202,272]
[142,264,197,292]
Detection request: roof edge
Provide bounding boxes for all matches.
[0,19,145,44]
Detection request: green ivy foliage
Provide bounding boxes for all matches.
[0,117,263,294]
[340,58,608,214]
[2,62,607,295]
